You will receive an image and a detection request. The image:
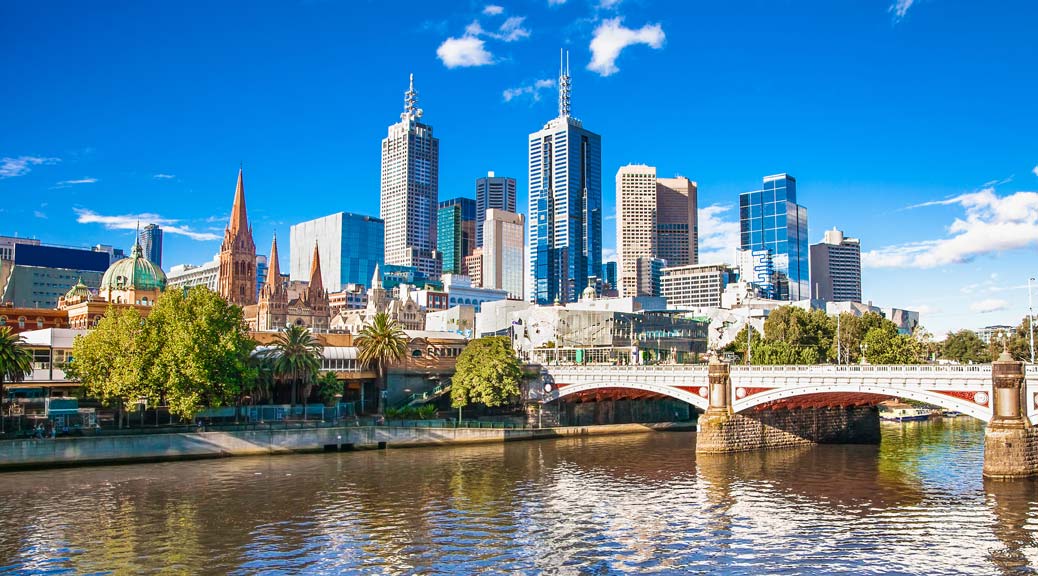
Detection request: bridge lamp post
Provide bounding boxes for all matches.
[1029,277,1035,364]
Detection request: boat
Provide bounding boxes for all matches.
[879,402,931,422]
[941,410,963,418]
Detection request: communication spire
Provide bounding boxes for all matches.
[403,73,423,120]
[558,48,571,118]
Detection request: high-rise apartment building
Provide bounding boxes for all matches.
[475,172,516,248]
[615,165,697,297]
[289,212,385,293]
[528,51,602,304]
[809,228,861,302]
[381,74,441,280]
[739,173,809,301]
[140,223,163,268]
[482,209,525,300]
[437,197,476,275]
[661,263,737,309]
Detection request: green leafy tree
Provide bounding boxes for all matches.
[271,325,323,407]
[316,371,343,406]
[763,306,835,362]
[451,336,522,409]
[144,286,257,419]
[990,317,1032,362]
[0,326,34,412]
[941,330,991,364]
[355,312,408,414]
[863,323,923,364]
[67,305,149,427]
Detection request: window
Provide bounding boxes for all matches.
[18,317,25,329]
[36,317,43,328]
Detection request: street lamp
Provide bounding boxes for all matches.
[1029,277,1036,364]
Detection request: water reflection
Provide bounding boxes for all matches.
[0,419,1034,574]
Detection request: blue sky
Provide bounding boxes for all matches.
[2,0,1036,336]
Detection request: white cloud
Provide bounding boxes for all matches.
[503,78,555,102]
[33,210,47,219]
[437,36,494,68]
[889,0,914,21]
[862,188,1038,269]
[548,0,566,4]
[602,247,618,264]
[1032,165,1038,177]
[0,156,60,178]
[153,173,176,180]
[74,208,220,241]
[971,298,1008,314]
[599,0,622,8]
[483,5,504,15]
[587,17,665,77]
[697,204,741,265]
[55,177,98,186]
[496,16,530,42]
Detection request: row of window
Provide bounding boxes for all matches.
[0,316,46,329]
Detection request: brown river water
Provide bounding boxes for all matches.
[0,418,1035,575]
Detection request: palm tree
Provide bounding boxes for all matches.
[355,312,408,415]
[272,325,323,409]
[0,327,33,430]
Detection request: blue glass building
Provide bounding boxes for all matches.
[289,212,384,291]
[437,197,476,275]
[528,52,602,304]
[739,174,809,301]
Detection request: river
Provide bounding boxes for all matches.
[0,418,1035,575]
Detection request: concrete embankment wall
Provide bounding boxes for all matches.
[0,422,693,471]
[696,406,880,453]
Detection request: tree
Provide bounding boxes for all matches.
[762,306,835,363]
[863,323,923,364]
[0,326,34,416]
[990,317,1032,362]
[355,312,408,414]
[67,305,149,427]
[942,330,990,364]
[271,325,323,407]
[451,336,522,409]
[144,287,257,419]
[316,371,344,406]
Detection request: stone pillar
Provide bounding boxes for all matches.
[984,351,1037,480]
[707,359,732,414]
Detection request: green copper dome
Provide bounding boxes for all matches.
[64,277,92,301]
[100,242,167,291]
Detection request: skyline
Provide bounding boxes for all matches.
[2,1,1037,335]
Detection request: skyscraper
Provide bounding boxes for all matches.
[381,74,441,280]
[739,173,809,301]
[615,165,697,297]
[218,168,257,306]
[809,228,862,302]
[475,171,516,248]
[482,209,525,300]
[528,50,602,304]
[289,212,385,292]
[437,197,476,275]
[140,223,163,267]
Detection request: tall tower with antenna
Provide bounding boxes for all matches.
[527,49,602,304]
[381,74,441,280]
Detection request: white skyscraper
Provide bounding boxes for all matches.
[483,209,525,300]
[381,74,441,280]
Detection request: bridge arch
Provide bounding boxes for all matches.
[732,384,992,422]
[548,380,710,412]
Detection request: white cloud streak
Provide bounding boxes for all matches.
[74,208,220,241]
[970,298,1008,314]
[0,156,60,178]
[153,173,176,180]
[55,177,98,186]
[889,0,914,21]
[863,188,1038,269]
[587,17,665,77]
[1032,165,1038,177]
[697,204,741,265]
[483,5,504,15]
[503,78,555,102]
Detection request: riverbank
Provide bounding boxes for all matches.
[0,421,697,471]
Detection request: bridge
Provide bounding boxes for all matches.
[533,357,1038,480]
[538,363,1038,423]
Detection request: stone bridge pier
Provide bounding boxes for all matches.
[696,360,881,454]
[983,352,1036,480]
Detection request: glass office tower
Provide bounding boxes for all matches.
[738,173,809,301]
[437,197,475,275]
[528,50,602,304]
[289,212,385,292]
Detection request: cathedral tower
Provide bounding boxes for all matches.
[219,167,257,306]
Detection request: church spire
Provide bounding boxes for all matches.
[558,48,571,118]
[228,167,250,236]
[371,262,382,290]
[266,233,281,291]
[308,241,324,294]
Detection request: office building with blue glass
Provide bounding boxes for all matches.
[528,51,602,304]
[289,212,384,292]
[437,197,476,275]
[738,174,809,301]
